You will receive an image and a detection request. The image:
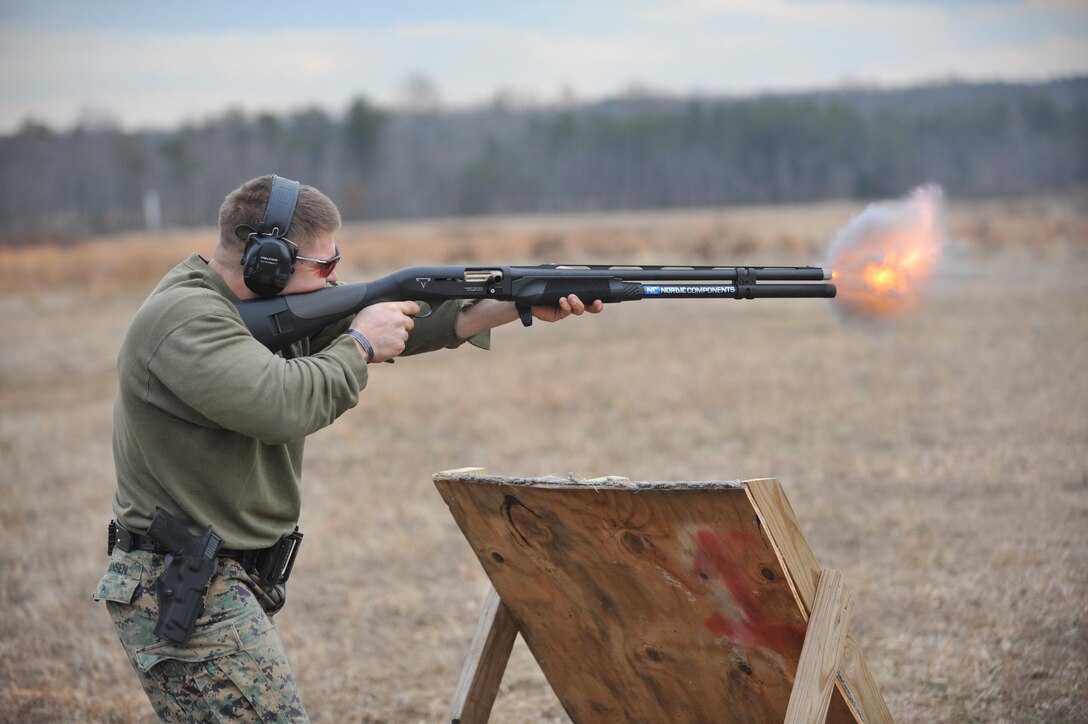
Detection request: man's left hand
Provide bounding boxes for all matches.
[531,294,605,323]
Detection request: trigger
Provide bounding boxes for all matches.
[516,303,533,327]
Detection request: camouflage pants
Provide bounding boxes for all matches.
[93,548,309,722]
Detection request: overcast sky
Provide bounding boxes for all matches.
[1,0,1086,134]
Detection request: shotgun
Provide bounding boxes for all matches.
[235,264,836,353]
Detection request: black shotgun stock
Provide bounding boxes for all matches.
[234,264,836,353]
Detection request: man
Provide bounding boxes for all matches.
[93,175,601,721]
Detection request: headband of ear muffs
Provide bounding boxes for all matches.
[240,175,302,296]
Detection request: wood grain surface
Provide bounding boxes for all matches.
[434,472,873,723]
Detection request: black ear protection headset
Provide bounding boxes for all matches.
[239,175,302,296]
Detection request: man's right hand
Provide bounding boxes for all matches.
[349,301,419,363]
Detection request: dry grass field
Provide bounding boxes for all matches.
[1,193,1085,722]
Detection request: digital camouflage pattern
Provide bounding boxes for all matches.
[93,548,309,722]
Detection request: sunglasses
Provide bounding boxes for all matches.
[294,244,341,278]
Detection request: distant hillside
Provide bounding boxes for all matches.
[1,77,1085,243]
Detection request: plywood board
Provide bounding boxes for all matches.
[434,472,877,723]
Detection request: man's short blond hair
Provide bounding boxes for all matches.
[218,175,341,254]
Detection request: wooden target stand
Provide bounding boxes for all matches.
[434,469,893,724]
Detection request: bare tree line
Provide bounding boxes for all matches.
[2,77,1085,244]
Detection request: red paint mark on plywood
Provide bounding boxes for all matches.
[694,528,806,656]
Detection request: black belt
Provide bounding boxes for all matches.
[108,519,303,586]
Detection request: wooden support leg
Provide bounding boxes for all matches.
[785,569,854,724]
[446,585,519,724]
[839,632,896,724]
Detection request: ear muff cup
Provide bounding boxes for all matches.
[241,235,296,296]
[239,175,302,296]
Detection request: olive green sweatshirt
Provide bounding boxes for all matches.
[112,254,485,548]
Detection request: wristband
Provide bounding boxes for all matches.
[344,328,375,363]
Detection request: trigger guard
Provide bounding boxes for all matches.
[415,301,433,318]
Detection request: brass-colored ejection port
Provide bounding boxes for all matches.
[465,269,504,284]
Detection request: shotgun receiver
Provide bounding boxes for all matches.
[235,264,836,353]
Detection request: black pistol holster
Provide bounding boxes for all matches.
[146,508,223,645]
